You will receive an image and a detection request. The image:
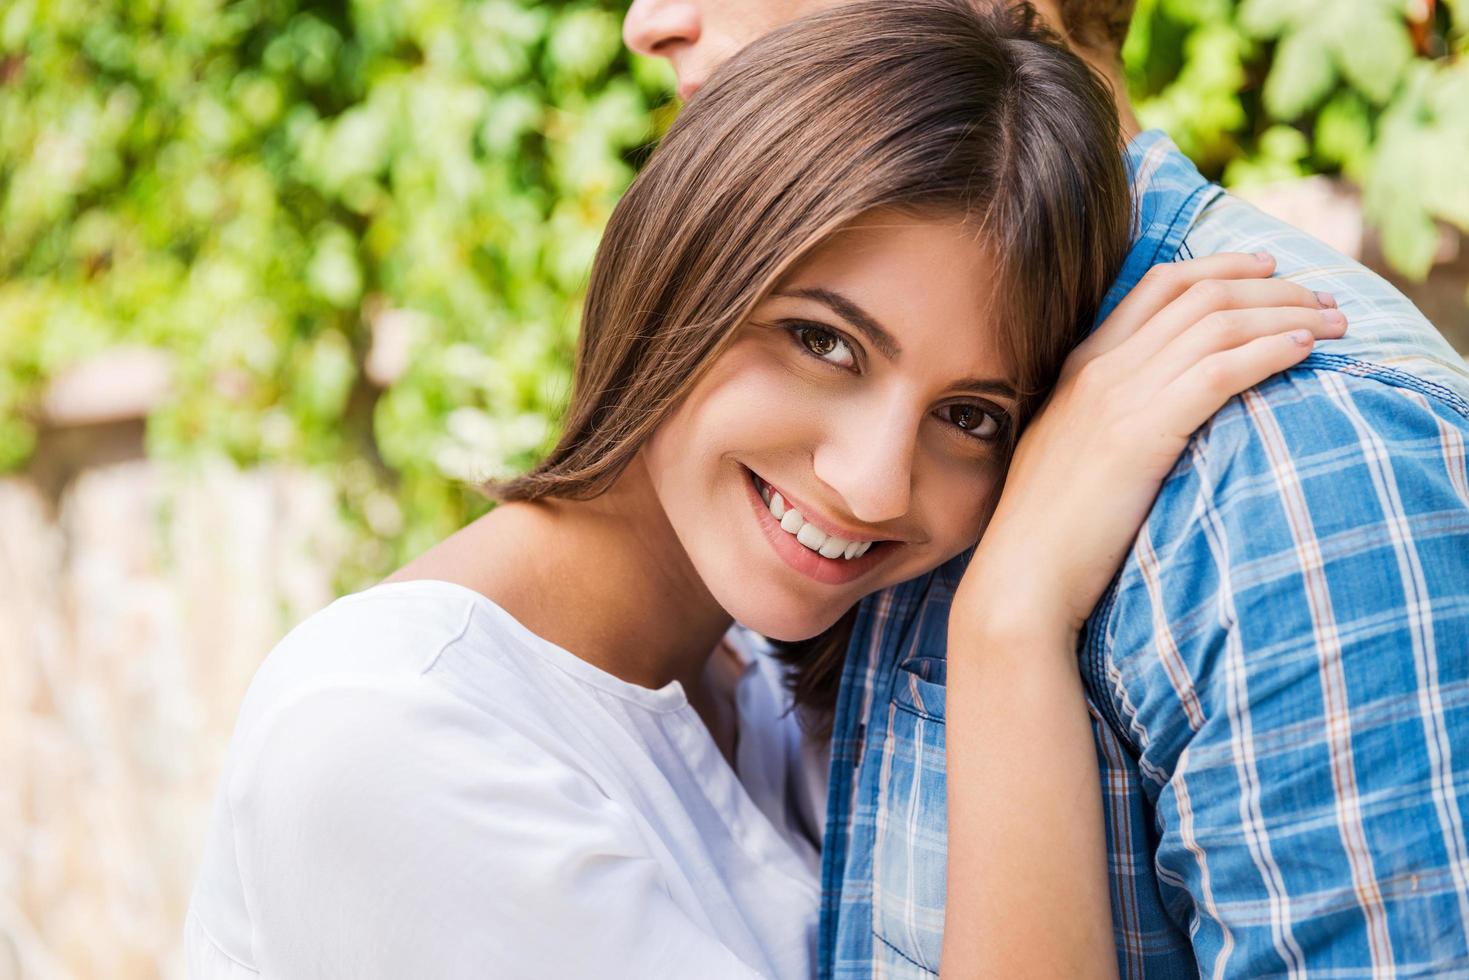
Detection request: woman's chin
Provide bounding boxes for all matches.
[754,620,833,643]
[716,589,847,643]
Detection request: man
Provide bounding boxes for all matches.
[625,1,1469,976]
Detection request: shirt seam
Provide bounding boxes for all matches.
[412,601,822,902]
[417,592,476,675]
[871,928,939,976]
[1303,352,1469,419]
[187,907,260,974]
[366,580,692,714]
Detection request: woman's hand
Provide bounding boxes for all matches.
[939,252,1344,979]
[955,251,1346,640]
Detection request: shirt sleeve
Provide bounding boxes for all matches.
[223,674,766,980]
[1091,364,1469,975]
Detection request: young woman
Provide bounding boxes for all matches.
[184,2,1346,977]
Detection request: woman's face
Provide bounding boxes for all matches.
[642,212,1016,641]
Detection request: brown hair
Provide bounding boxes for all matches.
[492,0,1131,727]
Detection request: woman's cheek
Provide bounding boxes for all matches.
[917,454,1001,555]
[704,357,833,446]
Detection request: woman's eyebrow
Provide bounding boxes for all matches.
[949,377,1019,403]
[773,287,901,360]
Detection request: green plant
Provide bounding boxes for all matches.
[0,0,673,582]
[1124,0,1469,278]
[2,0,1462,588]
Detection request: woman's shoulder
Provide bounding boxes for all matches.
[211,576,641,816]
[226,582,455,726]
[190,586,695,979]
[261,579,487,678]
[224,581,565,791]
[209,582,643,869]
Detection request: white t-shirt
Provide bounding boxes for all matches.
[185,580,828,979]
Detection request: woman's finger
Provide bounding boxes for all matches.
[1118,278,1333,364]
[1150,330,1319,440]
[1081,251,1278,355]
[1141,305,1347,390]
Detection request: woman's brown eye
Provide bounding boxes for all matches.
[801,328,837,357]
[787,323,856,369]
[943,404,1001,439]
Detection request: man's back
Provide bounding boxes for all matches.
[819,132,1469,978]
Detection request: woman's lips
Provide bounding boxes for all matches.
[754,475,882,553]
[742,466,891,586]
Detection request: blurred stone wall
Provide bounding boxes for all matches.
[0,429,348,979]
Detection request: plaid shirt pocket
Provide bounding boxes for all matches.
[872,656,949,977]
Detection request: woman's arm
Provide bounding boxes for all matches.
[939,251,1349,977]
[943,612,1110,977]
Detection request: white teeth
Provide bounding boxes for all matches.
[757,475,878,560]
[819,536,849,559]
[796,523,827,551]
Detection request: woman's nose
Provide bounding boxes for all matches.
[811,409,915,526]
[623,0,702,59]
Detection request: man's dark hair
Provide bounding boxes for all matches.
[1058,0,1137,54]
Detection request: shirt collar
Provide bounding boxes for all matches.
[1092,130,1223,329]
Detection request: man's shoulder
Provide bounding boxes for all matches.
[1089,357,1469,744]
[1090,353,1468,666]
[1150,358,1468,542]
[1183,189,1469,401]
[1145,186,1469,551]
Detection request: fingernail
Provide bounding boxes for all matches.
[1315,291,1338,308]
[1254,251,1274,264]
[1320,308,1346,327]
[1289,329,1314,347]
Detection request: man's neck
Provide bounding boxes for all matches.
[1028,0,1142,141]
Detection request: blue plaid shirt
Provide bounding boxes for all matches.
[818,131,1469,978]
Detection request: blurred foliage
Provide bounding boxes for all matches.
[1125,0,1469,277]
[0,0,674,582]
[0,0,1464,585]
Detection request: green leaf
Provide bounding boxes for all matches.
[1314,90,1372,176]
[1446,0,1469,34]
[307,225,363,308]
[1264,27,1337,119]
[1223,125,1309,187]
[1378,204,1438,280]
[545,8,621,85]
[1330,8,1412,105]
[1238,0,1315,38]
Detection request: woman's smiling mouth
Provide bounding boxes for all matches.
[756,475,875,559]
[742,466,893,585]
